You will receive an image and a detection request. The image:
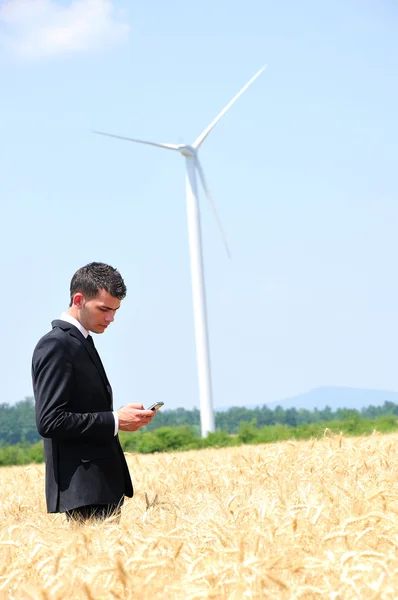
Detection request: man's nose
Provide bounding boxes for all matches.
[105,312,115,323]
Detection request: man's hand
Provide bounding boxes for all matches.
[117,403,156,432]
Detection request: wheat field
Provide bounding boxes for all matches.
[1,432,398,599]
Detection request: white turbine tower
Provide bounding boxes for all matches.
[94,65,266,437]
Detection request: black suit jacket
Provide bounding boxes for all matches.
[31,320,133,513]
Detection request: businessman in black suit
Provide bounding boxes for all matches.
[31,262,156,522]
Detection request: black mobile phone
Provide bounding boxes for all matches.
[147,402,164,411]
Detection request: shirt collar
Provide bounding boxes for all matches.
[60,312,89,338]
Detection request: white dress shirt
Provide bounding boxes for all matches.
[59,312,119,436]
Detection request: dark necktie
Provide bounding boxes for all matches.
[86,335,108,383]
[86,335,112,406]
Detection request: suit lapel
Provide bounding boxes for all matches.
[85,340,114,408]
[80,334,113,407]
[84,336,109,383]
[52,321,113,407]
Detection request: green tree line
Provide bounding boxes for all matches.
[1,398,398,467]
[2,397,398,446]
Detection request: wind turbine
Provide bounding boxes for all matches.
[94,65,266,437]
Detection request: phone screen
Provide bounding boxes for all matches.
[148,402,164,411]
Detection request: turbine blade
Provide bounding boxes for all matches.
[195,157,231,259]
[93,130,179,151]
[193,65,267,149]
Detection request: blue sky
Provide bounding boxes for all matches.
[1,0,397,411]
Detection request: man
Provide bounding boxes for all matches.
[31,262,156,522]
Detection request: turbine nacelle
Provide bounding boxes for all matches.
[178,145,196,158]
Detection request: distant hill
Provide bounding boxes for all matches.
[216,387,398,412]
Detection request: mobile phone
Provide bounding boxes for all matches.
[147,402,164,411]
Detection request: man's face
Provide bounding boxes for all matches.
[76,289,121,334]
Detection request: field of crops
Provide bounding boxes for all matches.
[1,432,398,599]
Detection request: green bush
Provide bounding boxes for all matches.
[237,421,258,443]
[0,442,44,466]
[202,430,239,448]
[152,426,196,450]
[135,432,167,454]
[256,424,292,443]
[28,442,45,463]
[373,415,398,433]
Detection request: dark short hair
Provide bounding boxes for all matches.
[69,262,127,306]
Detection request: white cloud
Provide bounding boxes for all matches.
[0,0,130,59]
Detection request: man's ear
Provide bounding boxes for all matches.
[72,292,84,309]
